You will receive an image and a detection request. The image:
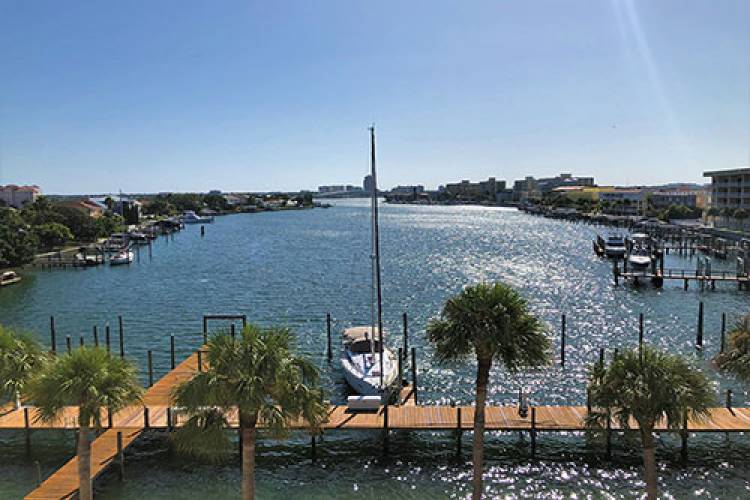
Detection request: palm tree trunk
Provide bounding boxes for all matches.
[240,423,256,500]
[472,357,492,500]
[78,423,92,500]
[15,390,22,410]
[640,428,658,500]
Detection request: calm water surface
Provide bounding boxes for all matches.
[1,200,748,498]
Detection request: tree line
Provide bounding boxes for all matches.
[0,197,124,268]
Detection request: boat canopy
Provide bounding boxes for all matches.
[342,326,387,344]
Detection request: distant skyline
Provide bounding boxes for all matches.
[1,0,749,194]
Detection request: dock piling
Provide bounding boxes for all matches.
[560,314,566,367]
[144,407,150,428]
[726,389,732,410]
[50,316,56,354]
[93,326,99,347]
[383,391,390,454]
[230,323,236,340]
[66,336,72,353]
[411,347,418,405]
[530,407,537,457]
[108,408,113,428]
[456,405,463,455]
[117,431,124,481]
[105,324,111,353]
[24,407,31,456]
[311,435,316,463]
[696,302,704,349]
[326,313,332,363]
[197,350,203,372]
[147,350,153,387]
[402,312,409,358]
[720,313,726,353]
[119,316,125,358]
[79,335,84,347]
[680,412,688,462]
[397,347,403,388]
[202,317,208,345]
[170,334,176,369]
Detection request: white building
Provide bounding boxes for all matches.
[0,185,41,208]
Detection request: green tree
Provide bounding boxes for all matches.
[587,346,714,500]
[203,194,229,212]
[0,209,39,267]
[426,283,550,500]
[27,348,143,500]
[0,325,47,409]
[104,197,115,211]
[172,325,328,500]
[33,222,75,251]
[714,314,750,381]
[95,214,125,238]
[143,197,173,216]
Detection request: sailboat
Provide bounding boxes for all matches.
[341,126,399,398]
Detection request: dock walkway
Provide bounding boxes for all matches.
[1,347,747,499]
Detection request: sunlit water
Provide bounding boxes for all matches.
[1,200,748,498]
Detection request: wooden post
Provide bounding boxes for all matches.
[383,391,389,454]
[147,350,153,387]
[79,335,84,347]
[696,301,704,349]
[117,431,124,481]
[560,314,566,367]
[119,316,125,358]
[197,350,203,372]
[456,405,463,455]
[680,412,688,462]
[93,326,99,347]
[66,336,72,353]
[726,389,732,410]
[105,324,111,353]
[311,435,317,463]
[24,407,31,455]
[402,312,408,357]
[170,334,176,369]
[144,407,150,428]
[397,347,403,387]
[411,347,418,405]
[50,316,56,354]
[720,313,726,353]
[530,407,537,457]
[586,388,591,414]
[167,407,173,431]
[598,347,605,369]
[638,313,644,349]
[230,323,236,340]
[326,313,332,363]
[605,409,612,459]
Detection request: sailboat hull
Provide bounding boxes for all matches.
[341,347,399,397]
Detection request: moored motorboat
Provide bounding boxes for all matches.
[627,245,652,271]
[341,326,398,396]
[0,271,21,286]
[602,233,626,258]
[110,249,134,266]
[181,210,213,224]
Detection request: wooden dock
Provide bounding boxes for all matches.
[2,347,747,499]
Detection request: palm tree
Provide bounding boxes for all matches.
[171,325,328,500]
[0,325,47,409]
[27,347,143,500]
[586,346,714,500]
[426,283,550,500]
[715,314,750,381]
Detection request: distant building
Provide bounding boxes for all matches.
[537,173,595,193]
[599,189,645,216]
[512,177,539,203]
[60,199,104,218]
[113,198,142,223]
[444,177,506,201]
[703,167,750,211]
[363,175,374,194]
[390,185,425,196]
[0,184,41,208]
[648,191,698,210]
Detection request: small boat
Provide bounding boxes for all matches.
[180,210,213,224]
[110,249,134,266]
[627,245,652,271]
[600,233,626,258]
[0,271,21,286]
[341,327,398,396]
[128,232,149,242]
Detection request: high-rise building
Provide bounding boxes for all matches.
[363,175,374,194]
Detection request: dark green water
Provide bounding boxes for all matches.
[1,200,748,498]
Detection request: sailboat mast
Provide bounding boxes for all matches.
[369,125,385,390]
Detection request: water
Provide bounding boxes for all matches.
[1,200,748,498]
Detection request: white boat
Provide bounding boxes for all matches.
[0,271,21,286]
[110,249,134,266]
[180,210,212,224]
[341,327,398,396]
[628,245,652,271]
[341,126,399,401]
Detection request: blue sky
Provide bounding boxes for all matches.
[1,0,748,194]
